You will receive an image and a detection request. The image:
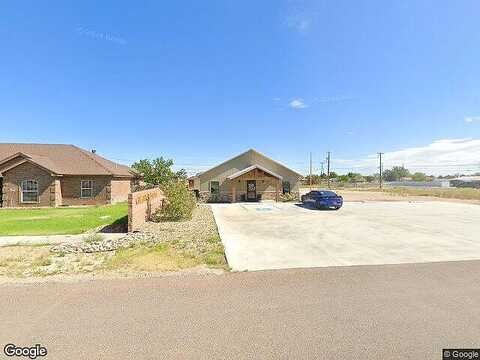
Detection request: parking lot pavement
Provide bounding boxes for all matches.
[211,201,480,271]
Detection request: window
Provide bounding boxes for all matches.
[210,181,220,195]
[21,180,39,203]
[81,180,94,198]
[282,181,291,194]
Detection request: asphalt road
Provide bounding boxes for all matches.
[1,261,479,359]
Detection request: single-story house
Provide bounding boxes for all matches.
[0,143,140,208]
[188,149,302,202]
[450,176,480,189]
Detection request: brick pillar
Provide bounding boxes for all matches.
[0,176,4,207]
[127,193,133,232]
[106,182,112,204]
[49,180,56,207]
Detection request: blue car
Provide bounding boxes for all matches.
[301,190,343,210]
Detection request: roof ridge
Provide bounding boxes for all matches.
[195,149,253,178]
[248,148,303,177]
[72,145,113,175]
[0,142,74,146]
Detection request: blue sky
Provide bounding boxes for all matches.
[1,0,479,175]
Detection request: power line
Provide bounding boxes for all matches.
[309,152,313,191]
[326,151,331,189]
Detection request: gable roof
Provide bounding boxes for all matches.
[227,164,283,180]
[0,143,137,178]
[199,148,302,179]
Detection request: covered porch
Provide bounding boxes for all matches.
[227,165,282,203]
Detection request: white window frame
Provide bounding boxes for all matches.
[20,180,39,203]
[80,180,94,198]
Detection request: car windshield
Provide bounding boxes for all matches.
[314,191,337,197]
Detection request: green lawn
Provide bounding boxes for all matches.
[0,203,128,236]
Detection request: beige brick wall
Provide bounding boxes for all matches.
[128,188,165,232]
[111,178,132,203]
[2,162,55,207]
[60,175,111,206]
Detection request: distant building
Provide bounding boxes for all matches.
[449,176,480,189]
[385,180,451,188]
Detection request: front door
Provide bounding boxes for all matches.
[246,180,257,201]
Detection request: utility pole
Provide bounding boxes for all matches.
[309,152,313,191]
[320,162,324,176]
[378,152,384,189]
[326,152,331,189]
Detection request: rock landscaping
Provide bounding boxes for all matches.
[51,205,221,255]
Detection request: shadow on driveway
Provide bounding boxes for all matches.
[294,203,338,211]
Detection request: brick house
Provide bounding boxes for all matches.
[188,149,302,202]
[0,143,140,208]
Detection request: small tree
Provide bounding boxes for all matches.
[156,182,196,221]
[132,157,187,187]
[383,166,410,181]
[412,172,427,182]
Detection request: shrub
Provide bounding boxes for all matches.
[156,182,196,221]
[84,233,105,244]
[279,192,299,202]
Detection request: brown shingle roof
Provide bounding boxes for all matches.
[0,143,137,178]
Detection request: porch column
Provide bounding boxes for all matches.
[275,179,280,202]
[232,182,236,203]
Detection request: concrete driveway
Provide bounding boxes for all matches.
[211,201,480,271]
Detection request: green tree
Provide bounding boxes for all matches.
[411,172,427,182]
[132,157,187,187]
[383,166,410,181]
[347,172,365,183]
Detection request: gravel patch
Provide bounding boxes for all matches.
[51,205,221,255]
[132,205,221,253]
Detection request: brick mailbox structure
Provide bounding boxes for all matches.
[128,188,166,232]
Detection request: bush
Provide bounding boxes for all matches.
[279,192,299,202]
[155,182,196,221]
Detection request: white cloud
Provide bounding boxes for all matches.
[335,139,480,175]
[285,14,311,34]
[273,97,281,101]
[289,98,307,109]
[346,131,355,135]
[465,116,480,123]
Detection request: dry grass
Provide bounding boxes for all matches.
[105,243,200,272]
[347,187,480,201]
[0,245,112,278]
